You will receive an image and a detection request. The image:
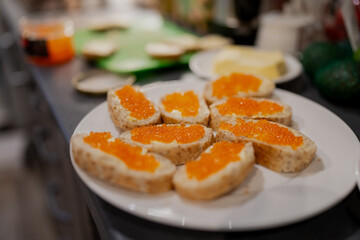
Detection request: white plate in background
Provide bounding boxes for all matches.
[189,49,302,84]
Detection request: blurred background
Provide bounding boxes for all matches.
[0,0,359,239]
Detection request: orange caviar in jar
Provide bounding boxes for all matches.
[162,91,199,117]
[212,73,262,99]
[115,85,156,120]
[186,141,245,180]
[220,119,303,150]
[83,132,159,172]
[20,17,74,65]
[131,124,205,144]
[217,97,284,116]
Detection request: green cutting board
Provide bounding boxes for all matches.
[74,20,194,75]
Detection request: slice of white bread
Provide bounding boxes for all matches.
[160,91,210,126]
[197,34,233,51]
[145,42,185,60]
[163,34,200,52]
[173,141,255,200]
[107,85,161,131]
[212,45,287,80]
[71,132,176,194]
[216,119,317,173]
[204,73,275,104]
[209,97,292,131]
[120,124,214,165]
[82,40,117,59]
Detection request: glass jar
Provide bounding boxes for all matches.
[19,16,75,65]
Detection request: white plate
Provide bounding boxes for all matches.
[70,79,359,231]
[189,49,302,84]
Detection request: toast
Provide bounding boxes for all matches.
[209,97,292,130]
[216,119,317,173]
[163,34,200,52]
[120,124,214,165]
[173,141,255,200]
[82,40,117,59]
[160,91,210,125]
[145,42,185,60]
[71,132,176,194]
[204,72,275,104]
[107,85,161,131]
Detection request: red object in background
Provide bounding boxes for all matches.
[323,0,360,42]
[20,17,75,66]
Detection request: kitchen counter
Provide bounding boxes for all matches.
[1,0,360,239]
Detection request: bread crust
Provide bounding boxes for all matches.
[203,75,275,104]
[216,119,317,173]
[71,133,176,194]
[160,93,210,126]
[173,142,255,200]
[209,97,292,131]
[120,124,214,165]
[107,86,161,131]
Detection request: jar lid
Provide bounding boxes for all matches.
[72,70,135,94]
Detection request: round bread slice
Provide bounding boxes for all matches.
[82,40,117,59]
[197,34,233,50]
[209,97,292,131]
[163,34,200,52]
[71,133,176,194]
[145,42,185,60]
[160,91,210,126]
[173,141,255,200]
[119,124,214,165]
[216,119,317,173]
[107,85,161,131]
[204,73,275,104]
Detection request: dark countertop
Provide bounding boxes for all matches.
[2,1,360,239]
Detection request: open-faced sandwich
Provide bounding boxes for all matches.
[145,42,185,60]
[216,119,317,173]
[173,141,255,200]
[120,124,214,165]
[82,39,117,60]
[210,96,292,130]
[160,90,210,125]
[107,85,161,131]
[204,72,275,104]
[163,34,200,52]
[71,132,176,193]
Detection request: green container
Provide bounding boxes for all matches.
[74,20,195,76]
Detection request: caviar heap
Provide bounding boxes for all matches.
[186,141,245,180]
[212,73,262,99]
[115,85,156,120]
[220,119,303,150]
[131,124,205,144]
[83,132,159,172]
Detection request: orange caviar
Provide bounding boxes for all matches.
[212,73,262,99]
[220,119,303,150]
[162,91,199,117]
[83,132,159,172]
[115,85,156,120]
[131,124,205,144]
[186,141,245,180]
[217,97,284,116]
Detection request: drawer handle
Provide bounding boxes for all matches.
[46,180,72,223]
